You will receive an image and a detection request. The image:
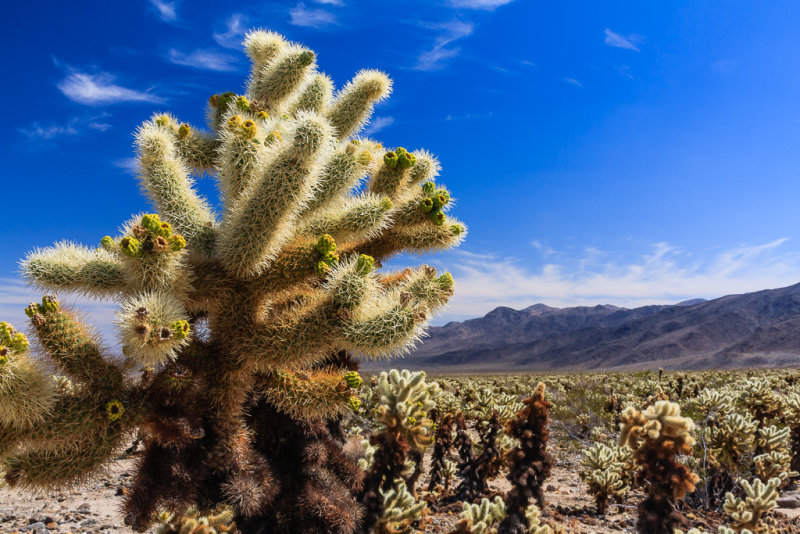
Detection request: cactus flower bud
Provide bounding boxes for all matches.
[429,210,446,226]
[141,214,161,234]
[355,254,375,276]
[257,111,269,120]
[170,234,187,251]
[105,400,125,422]
[347,396,361,412]
[236,95,250,111]
[384,151,399,169]
[419,198,434,213]
[120,236,143,258]
[344,371,363,389]
[100,236,115,251]
[24,303,40,318]
[398,151,416,169]
[228,115,244,130]
[178,123,191,139]
[421,181,436,195]
[41,294,59,313]
[0,347,8,365]
[315,261,331,277]
[242,119,258,139]
[155,115,170,127]
[437,272,454,290]
[170,320,191,340]
[316,234,337,255]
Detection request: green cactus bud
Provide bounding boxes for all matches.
[395,147,407,155]
[157,221,172,238]
[357,150,373,166]
[433,189,450,208]
[209,94,219,107]
[450,224,464,236]
[177,123,191,139]
[419,198,434,213]
[141,213,161,234]
[41,294,59,313]
[398,151,416,169]
[155,115,170,127]
[429,210,446,226]
[257,110,270,120]
[322,251,339,265]
[265,130,282,144]
[344,371,363,389]
[437,272,454,290]
[0,346,8,365]
[24,303,40,318]
[242,119,258,139]
[347,396,361,412]
[170,234,187,251]
[384,151,399,169]
[355,254,375,276]
[100,236,115,251]
[215,91,236,111]
[0,322,12,345]
[350,139,361,146]
[421,181,436,195]
[316,234,337,255]
[10,331,29,353]
[105,399,125,422]
[120,236,143,258]
[315,261,331,277]
[170,320,191,340]
[236,95,250,111]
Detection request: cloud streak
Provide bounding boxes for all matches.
[434,239,800,323]
[604,28,641,52]
[289,3,337,28]
[150,0,177,22]
[415,21,474,71]
[214,13,248,49]
[58,71,162,105]
[449,0,514,9]
[363,116,394,135]
[166,48,238,71]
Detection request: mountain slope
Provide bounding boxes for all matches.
[379,282,800,372]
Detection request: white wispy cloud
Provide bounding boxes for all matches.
[315,0,344,5]
[563,77,582,87]
[449,0,514,9]
[150,0,177,21]
[18,121,79,140]
[711,59,737,74]
[114,157,139,173]
[88,121,112,132]
[214,13,248,49]
[0,278,118,347]
[289,3,337,28]
[415,21,474,71]
[363,116,394,135]
[604,28,641,52]
[434,239,800,323]
[445,111,494,121]
[166,48,238,71]
[58,71,162,105]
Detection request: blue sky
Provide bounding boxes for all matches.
[3,0,800,337]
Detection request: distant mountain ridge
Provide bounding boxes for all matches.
[371,283,800,372]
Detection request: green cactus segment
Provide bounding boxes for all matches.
[326,255,377,309]
[0,325,55,429]
[302,194,394,243]
[21,242,126,298]
[135,117,217,254]
[219,118,266,208]
[218,115,333,278]
[300,145,375,216]
[248,46,316,110]
[342,305,419,357]
[244,29,288,69]
[376,480,427,533]
[261,369,356,419]
[290,73,334,115]
[343,371,362,389]
[28,297,122,391]
[327,69,392,140]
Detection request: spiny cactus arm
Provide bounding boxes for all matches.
[257,368,361,419]
[21,242,126,297]
[0,323,56,429]
[217,114,270,209]
[175,125,219,172]
[298,142,378,217]
[4,427,125,490]
[326,69,392,140]
[289,72,334,115]
[301,194,394,243]
[135,115,217,253]
[247,43,316,111]
[244,29,287,71]
[26,296,124,390]
[217,113,333,278]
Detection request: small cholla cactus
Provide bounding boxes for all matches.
[523,504,553,534]
[723,477,780,534]
[376,480,427,534]
[3,27,464,534]
[451,496,506,534]
[619,400,698,534]
[579,442,628,515]
[497,383,554,534]
[361,370,440,533]
[740,379,782,426]
[753,425,797,486]
[155,507,235,533]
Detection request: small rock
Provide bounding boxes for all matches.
[76,503,91,513]
[778,495,800,509]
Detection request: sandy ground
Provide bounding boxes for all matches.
[2,448,800,534]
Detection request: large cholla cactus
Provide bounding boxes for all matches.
[619,400,698,534]
[2,29,464,534]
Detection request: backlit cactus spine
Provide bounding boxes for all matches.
[5,27,464,534]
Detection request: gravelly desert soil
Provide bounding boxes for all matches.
[2,448,800,534]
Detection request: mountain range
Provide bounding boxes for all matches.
[368,282,800,372]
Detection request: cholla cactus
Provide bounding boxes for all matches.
[619,400,698,534]
[451,496,506,534]
[579,442,628,515]
[427,412,455,492]
[376,480,427,534]
[723,477,780,534]
[4,28,464,534]
[523,504,553,534]
[155,507,235,534]
[361,370,440,533]
[739,379,782,426]
[753,425,797,485]
[497,383,554,534]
